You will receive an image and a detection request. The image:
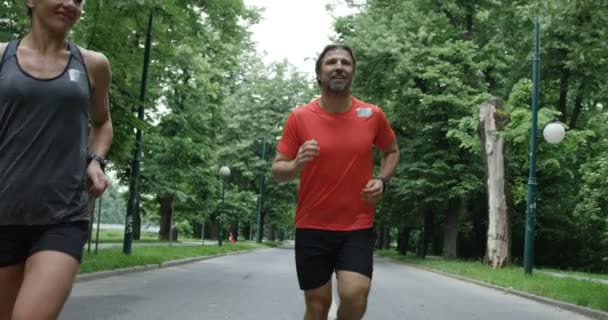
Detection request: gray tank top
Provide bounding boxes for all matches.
[0,40,91,225]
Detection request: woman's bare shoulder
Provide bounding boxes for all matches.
[0,42,8,58]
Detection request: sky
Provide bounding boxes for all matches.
[243,0,358,76]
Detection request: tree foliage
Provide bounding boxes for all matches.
[336,0,608,271]
[1,0,606,271]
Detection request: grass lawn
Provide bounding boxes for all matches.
[262,240,286,247]
[80,242,267,274]
[92,229,231,244]
[376,250,608,312]
[93,229,159,243]
[541,268,608,281]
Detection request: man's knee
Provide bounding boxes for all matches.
[305,290,333,316]
[337,271,371,303]
[307,295,332,312]
[339,286,369,308]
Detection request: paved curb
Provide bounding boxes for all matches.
[380,257,608,320]
[76,247,271,283]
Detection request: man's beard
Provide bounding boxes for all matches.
[322,78,351,94]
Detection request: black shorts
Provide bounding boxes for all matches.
[0,221,89,267]
[295,228,375,291]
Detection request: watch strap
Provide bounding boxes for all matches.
[375,176,388,193]
[87,153,107,172]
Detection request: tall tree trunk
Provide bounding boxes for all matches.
[569,89,584,129]
[209,216,218,240]
[382,225,390,250]
[417,228,423,258]
[463,2,474,40]
[193,222,202,240]
[397,227,411,255]
[473,191,488,260]
[158,195,173,240]
[87,197,96,243]
[443,199,461,259]
[375,225,383,250]
[479,99,510,268]
[234,222,239,241]
[258,210,265,242]
[432,228,442,255]
[247,223,253,241]
[557,65,570,122]
[270,225,277,241]
[418,209,434,258]
[133,194,141,240]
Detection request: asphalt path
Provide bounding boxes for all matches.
[61,247,591,319]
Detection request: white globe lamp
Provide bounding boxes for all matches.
[219,166,231,177]
[542,122,566,144]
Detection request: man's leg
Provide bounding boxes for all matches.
[334,228,375,320]
[11,251,80,320]
[0,264,25,320]
[296,229,336,320]
[304,279,333,320]
[336,271,371,320]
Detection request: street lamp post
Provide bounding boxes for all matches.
[523,7,542,275]
[218,166,231,246]
[523,3,567,274]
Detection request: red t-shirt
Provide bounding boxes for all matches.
[277,97,396,231]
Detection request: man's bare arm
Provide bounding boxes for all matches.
[272,152,301,183]
[272,139,320,184]
[377,140,399,180]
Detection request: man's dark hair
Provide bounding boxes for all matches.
[315,44,356,83]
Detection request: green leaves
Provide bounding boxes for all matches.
[334,0,607,270]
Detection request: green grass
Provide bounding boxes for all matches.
[262,240,286,247]
[92,230,213,244]
[94,230,159,242]
[542,268,608,281]
[377,250,608,312]
[80,242,264,274]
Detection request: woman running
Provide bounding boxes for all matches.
[0,0,113,319]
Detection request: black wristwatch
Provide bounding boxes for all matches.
[87,153,107,172]
[375,176,389,193]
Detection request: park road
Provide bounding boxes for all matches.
[61,247,591,319]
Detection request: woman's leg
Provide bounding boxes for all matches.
[12,221,88,320]
[11,251,80,320]
[0,263,25,320]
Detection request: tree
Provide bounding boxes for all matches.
[134,1,258,240]
[219,57,316,239]
[336,0,486,258]
[479,99,509,267]
[335,0,608,272]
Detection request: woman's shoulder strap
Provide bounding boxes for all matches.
[0,40,20,73]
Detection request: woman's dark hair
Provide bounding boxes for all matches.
[315,44,356,84]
